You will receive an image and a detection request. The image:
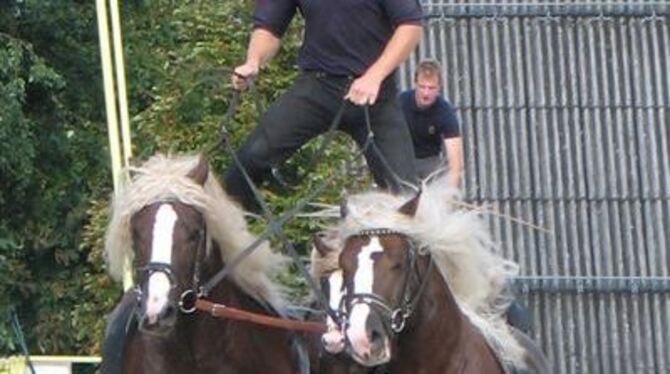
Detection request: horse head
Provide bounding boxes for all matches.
[104,154,302,373]
[129,156,211,335]
[331,193,435,367]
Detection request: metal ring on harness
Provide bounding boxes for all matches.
[179,289,198,314]
[391,309,408,333]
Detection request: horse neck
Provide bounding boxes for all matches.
[200,242,270,313]
[413,259,465,338]
[186,242,298,373]
[394,258,469,371]
[395,259,505,373]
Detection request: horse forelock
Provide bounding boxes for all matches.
[104,154,288,309]
[331,178,525,367]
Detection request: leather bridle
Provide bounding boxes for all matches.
[338,229,434,336]
[131,204,330,334]
[133,205,209,317]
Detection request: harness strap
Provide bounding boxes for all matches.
[197,153,334,301]
[200,87,342,324]
[219,133,339,321]
[200,76,421,326]
[195,298,328,334]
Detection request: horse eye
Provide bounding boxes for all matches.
[391,262,404,271]
[189,231,201,242]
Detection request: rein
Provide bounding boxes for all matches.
[197,77,352,324]
[132,201,331,334]
[194,299,328,334]
[185,70,418,333]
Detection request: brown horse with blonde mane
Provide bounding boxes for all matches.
[311,181,551,373]
[101,154,305,374]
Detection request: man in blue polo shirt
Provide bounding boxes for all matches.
[399,59,463,187]
[225,0,423,212]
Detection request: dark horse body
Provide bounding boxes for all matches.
[101,155,302,374]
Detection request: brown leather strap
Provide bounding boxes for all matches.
[195,299,328,334]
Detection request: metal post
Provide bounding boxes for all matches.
[96,0,133,290]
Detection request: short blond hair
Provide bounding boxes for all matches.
[414,59,442,85]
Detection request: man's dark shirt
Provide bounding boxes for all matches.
[399,89,460,159]
[253,0,423,77]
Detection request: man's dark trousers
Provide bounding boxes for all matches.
[224,72,418,212]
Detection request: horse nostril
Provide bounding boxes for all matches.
[369,324,387,350]
[370,329,382,344]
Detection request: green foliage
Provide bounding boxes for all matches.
[1,0,373,357]
[117,0,371,266]
[0,2,110,355]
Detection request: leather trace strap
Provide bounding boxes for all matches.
[195,298,328,334]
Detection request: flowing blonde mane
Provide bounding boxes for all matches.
[315,177,525,366]
[104,154,287,308]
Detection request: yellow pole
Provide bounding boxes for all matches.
[96,0,123,195]
[109,0,132,168]
[107,0,134,290]
[96,0,133,290]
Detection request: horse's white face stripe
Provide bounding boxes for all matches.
[353,237,383,295]
[347,237,383,347]
[146,204,178,322]
[328,270,344,316]
[322,270,346,353]
[146,272,171,323]
[150,204,178,264]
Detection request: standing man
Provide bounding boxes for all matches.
[225,0,423,212]
[399,59,463,187]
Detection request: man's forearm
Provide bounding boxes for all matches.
[445,137,463,188]
[245,28,282,69]
[364,24,422,81]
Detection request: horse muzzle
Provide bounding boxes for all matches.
[135,271,179,336]
[138,303,178,336]
[322,328,346,354]
[344,306,392,367]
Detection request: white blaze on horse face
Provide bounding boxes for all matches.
[323,270,345,353]
[346,237,383,355]
[328,270,344,314]
[150,204,178,264]
[146,204,178,323]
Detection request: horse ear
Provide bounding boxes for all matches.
[339,199,349,218]
[127,156,144,179]
[398,192,421,217]
[313,232,335,257]
[187,154,209,186]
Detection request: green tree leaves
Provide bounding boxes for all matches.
[1,0,371,356]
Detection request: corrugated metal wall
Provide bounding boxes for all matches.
[398,2,670,373]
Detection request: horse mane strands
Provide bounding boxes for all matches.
[337,176,525,366]
[104,154,288,308]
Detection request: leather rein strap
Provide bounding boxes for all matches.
[195,299,328,334]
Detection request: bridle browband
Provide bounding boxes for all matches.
[339,228,434,335]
